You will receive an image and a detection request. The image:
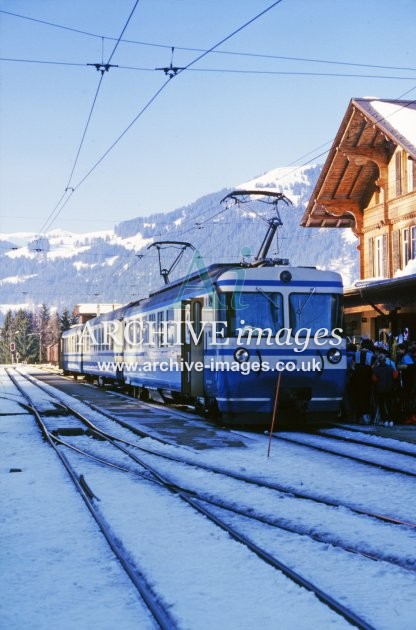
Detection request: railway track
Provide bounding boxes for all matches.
[0,371,382,629]
[13,368,416,573]
[317,426,416,456]
[13,368,416,528]
[7,371,408,522]
[5,366,390,629]
[271,432,416,477]
[5,367,177,630]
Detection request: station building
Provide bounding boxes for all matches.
[301,97,416,344]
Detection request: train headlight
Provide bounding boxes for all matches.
[280,270,292,283]
[234,348,250,363]
[327,348,342,364]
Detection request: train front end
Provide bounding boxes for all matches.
[208,265,346,426]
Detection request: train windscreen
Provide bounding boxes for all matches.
[226,292,284,336]
[289,292,342,334]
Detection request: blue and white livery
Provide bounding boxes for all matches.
[61,261,346,426]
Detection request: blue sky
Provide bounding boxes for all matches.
[1,0,415,234]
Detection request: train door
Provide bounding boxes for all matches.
[181,299,205,398]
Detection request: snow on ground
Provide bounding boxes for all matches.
[1,227,153,262]
[2,366,416,628]
[1,368,351,629]
[0,274,38,285]
[0,387,155,629]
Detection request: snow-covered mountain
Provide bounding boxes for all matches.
[0,164,359,317]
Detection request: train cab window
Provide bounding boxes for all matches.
[226,292,283,336]
[289,292,341,334]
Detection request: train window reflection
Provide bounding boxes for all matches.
[226,292,283,336]
[289,292,341,334]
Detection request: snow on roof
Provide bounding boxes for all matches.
[395,257,416,278]
[355,98,416,158]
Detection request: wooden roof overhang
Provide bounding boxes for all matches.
[301,98,402,234]
[344,273,416,312]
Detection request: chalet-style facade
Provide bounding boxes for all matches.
[302,97,416,342]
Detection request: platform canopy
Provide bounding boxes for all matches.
[344,273,416,311]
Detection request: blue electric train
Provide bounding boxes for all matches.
[61,191,346,426]
[60,261,346,426]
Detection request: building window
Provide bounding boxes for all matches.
[370,234,388,278]
[407,157,416,192]
[402,226,416,267]
[412,226,416,259]
[395,152,402,196]
[402,228,410,265]
[374,235,384,277]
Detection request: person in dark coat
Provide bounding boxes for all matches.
[397,343,416,421]
[350,339,376,423]
[342,343,357,422]
[372,354,397,425]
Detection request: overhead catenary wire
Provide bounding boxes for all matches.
[38,93,416,242]
[3,6,414,298]
[34,1,285,236]
[2,8,416,73]
[7,83,416,255]
[37,0,141,236]
[3,56,416,82]
[5,2,416,243]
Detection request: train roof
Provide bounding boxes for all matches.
[65,262,343,329]
[148,263,236,297]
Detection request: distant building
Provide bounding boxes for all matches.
[45,342,59,365]
[74,303,123,324]
[302,97,416,343]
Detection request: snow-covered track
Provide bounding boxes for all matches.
[9,367,416,627]
[5,367,177,630]
[317,426,416,457]
[29,404,415,576]
[14,368,416,530]
[273,432,416,478]
[7,368,379,630]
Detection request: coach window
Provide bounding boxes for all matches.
[142,316,149,345]
[130,318,138,346]
[124,319,132,347]
[148,313,156,346]
[138,317,146,346]
[165,309,176,345]
[157,311,164,347]
[289,292,341,334]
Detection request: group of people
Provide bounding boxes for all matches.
[345,335,416,426]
